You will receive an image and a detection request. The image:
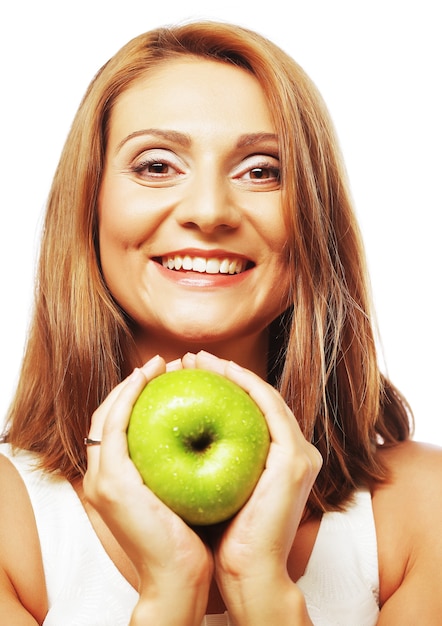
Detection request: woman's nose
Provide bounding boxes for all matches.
[175,172,241,234]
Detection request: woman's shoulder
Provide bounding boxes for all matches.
[373,439,442,536]
[376,439,442,497]
[373,439,442,616]
[379,439,442,470]
[0,451,48,623]
[374,438,442,531]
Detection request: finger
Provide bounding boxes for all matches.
[224,362,300,444]
[100,356,166,455]
[181,352,197,368]
[191,351,301,447]
[183,352,322,562]
[166,357,184,371]
[85,370,145,480]
[87,376,135,441]
[189,350,230,375]
[192,351,321,472]
[192,352,322,493]
[86,355,166,475]
[87,355,166,439]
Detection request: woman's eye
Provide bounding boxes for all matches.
[144,162,170,175]
[234,156,281,188]
[133,160,175,177]
[129,150,184,182]
[247,166,280,181]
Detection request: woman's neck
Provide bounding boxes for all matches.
[132,330,269,381]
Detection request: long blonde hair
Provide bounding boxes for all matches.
[4,21,411,512]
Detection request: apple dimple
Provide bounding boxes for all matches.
[127,369,270,525]
[186,431,215,453]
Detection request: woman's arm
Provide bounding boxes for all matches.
[375,441,442,625]
[0,454,47,625]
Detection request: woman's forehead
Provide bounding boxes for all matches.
[107,57,276,147]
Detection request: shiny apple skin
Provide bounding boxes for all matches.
[127,369,270,525]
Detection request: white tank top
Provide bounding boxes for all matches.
[1,444,379,625]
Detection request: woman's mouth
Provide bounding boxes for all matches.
[158,255,250,275]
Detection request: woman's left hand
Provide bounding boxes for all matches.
[182,351,322,625]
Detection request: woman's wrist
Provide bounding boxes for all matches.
[130,595,205,626]
[130,573,210,626]
[221,574,313,626]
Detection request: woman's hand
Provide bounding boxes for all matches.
[182,351,321,625]
[83,356,213,626]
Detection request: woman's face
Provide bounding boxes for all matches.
[98,56,291,361]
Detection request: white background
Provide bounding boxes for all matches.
[0,1,440,444]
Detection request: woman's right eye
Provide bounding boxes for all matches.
[129,150,184,182]
[142,161,171,175]
[133,160,174,176]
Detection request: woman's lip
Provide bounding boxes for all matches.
[152,257,252,288]
[152,249,254,275]
[157,248,248,259]
[154,248,251,261]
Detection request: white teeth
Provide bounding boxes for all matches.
[219,259,230,274]
[229,260,238,274]
[193,257,206,273]
[161,255,246,274]
[182,255,193,270]
[206,258,220,274]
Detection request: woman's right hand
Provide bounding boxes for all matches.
[83,356,213,626]
[181,351,321,625]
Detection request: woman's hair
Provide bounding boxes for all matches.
[4,21,412,514]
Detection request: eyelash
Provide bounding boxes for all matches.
[131,157,179,177]
[238,162,280,182]
[129,153,281,187]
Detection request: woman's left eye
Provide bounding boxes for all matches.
[245,166,280,181]
[234,156,280,188]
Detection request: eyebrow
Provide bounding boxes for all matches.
[236,132,279,148]
[116,129,192,152]
[116,129,279,152]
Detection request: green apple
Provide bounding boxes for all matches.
[127,369,270,526]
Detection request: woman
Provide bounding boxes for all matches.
[1,21,441,625]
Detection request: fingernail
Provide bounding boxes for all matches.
[228,360,244,372]
[139,355,163,375]
[167,358,182,371]
[198,350,217,361]
[145,354,161,365]
[129,367,142,380]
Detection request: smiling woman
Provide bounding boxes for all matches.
[97,57,289,366]
[1,19,442,626]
